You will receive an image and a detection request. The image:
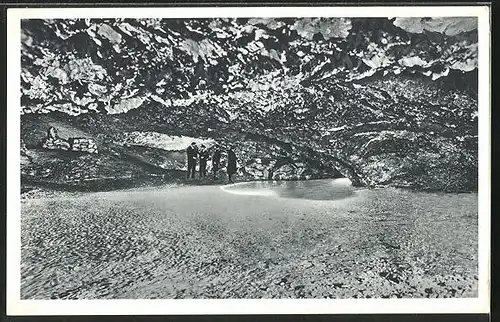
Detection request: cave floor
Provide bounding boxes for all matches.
[20,183,478,299]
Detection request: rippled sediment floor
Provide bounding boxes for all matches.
[21,180,478,299]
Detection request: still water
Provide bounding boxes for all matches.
[220,178,356,200]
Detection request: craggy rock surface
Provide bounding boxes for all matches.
[21,183,478,299]
[20,17,478,192]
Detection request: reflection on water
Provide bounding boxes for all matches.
[221,178,355,201]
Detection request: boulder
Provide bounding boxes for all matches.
[41,137,71,151]
[68,137,99,154]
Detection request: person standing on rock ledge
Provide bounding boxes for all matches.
[186,142,198,179]
[227,147,237,184]
[43,126,71,151]
[211,143,221,180]
[198,144,209,178]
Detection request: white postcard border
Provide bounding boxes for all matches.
[6,5,491,315]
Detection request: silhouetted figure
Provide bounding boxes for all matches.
[186,142,198,179]
[198,144,209,178]
[47,126,58,139]
[227,147,237,184]
[212,144,221,180]
[42,126,71,150]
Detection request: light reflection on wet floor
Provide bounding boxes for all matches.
[220,178,355,200]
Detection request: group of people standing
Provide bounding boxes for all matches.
[186,142,238,183]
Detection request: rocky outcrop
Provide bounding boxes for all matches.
[68,138,98,154]
[40,127,99,154]
[244,158,275,180]
[20,138,33,170]
[20,18,478,192]
[21,139,27,154]
[41,137,71,151]
[41,127,71,151]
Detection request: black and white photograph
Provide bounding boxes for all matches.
[6,5,490,315]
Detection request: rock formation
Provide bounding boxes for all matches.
[20,18,478,192]
[21,138,27,155]
[68,138,99,154]
[40,126,98,154]
[41,126,71,151]
[20,138,33,171]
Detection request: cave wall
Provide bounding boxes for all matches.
[20,17,478,191]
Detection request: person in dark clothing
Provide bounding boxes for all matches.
[186,142,198,179]
[47,126,58,139]
[227,147,237,184]
[211,144,222,180]
[198,144,209,178]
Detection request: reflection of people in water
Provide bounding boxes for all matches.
[227,147,237,184]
